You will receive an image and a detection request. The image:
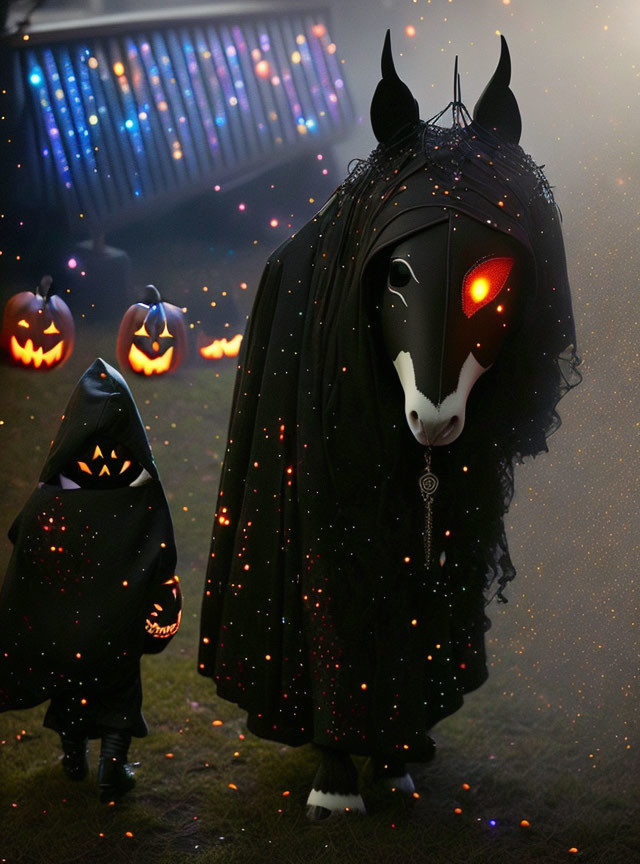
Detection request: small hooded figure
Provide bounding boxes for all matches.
[0,358,181,801]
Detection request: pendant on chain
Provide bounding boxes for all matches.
[418,448,439,568]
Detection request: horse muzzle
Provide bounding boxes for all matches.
[394,350,488,447]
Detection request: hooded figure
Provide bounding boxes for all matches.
[198,35,579,817]
[0,358,181,801]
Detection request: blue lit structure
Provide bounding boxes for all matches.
[5,4,353,236]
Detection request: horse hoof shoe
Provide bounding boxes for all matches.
[306,788,367,816]
[306,805,333,822]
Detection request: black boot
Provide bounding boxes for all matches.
[60,735,89,781]
[98,730,135,803]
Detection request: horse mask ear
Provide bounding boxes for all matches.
[370,30,420,144]
[472,35,522,144]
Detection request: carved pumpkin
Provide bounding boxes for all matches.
[199,333,243,360]
[58,435,149,490]
[144,575,183,647]
[117,285,187,376]
[1,276,75,370]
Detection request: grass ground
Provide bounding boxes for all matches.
[0,191,637,864]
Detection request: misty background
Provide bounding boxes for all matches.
[2,0,637,786]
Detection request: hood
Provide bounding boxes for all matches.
[355,121,575,360]
[40,358,157,484]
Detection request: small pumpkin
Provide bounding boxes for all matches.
[1,276,75,370]
[117,285,187,376]
[144,574,183,652]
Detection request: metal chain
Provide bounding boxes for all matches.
[418,448,439,568]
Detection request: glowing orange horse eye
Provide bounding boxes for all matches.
[462,257,514,318]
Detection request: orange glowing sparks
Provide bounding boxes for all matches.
[405,25,416,37]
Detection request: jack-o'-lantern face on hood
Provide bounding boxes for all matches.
[59,435,149,490]
[39,358,159,489]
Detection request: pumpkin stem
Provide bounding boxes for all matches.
[37,275,54,301]
[144,284,162,304]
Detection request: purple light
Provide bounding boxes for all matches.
[21,15,352,228]
[67,257,78,269]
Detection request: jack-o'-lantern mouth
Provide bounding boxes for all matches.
[10,335,65,368]
[199,333,243,360]
[127,342,174,375]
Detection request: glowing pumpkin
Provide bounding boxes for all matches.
[199,333,243,360]
[117,285,188,376]
[1,276,75,370]
[144,575,182,653]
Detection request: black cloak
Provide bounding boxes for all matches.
[198,38,579,760]
[0,359,180,734]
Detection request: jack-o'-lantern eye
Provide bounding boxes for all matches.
[462,257,514,318]
[134,322,150,337]
[111,449,117,459]
[92,445,103,459]
[77,460,92,475]
[43,321,60,334]
[17,319,30,328]
[159,321,173,338]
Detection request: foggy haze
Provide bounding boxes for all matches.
[3,0,637,784]
[329,0,637,757]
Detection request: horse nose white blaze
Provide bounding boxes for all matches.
[393,351,488,446]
